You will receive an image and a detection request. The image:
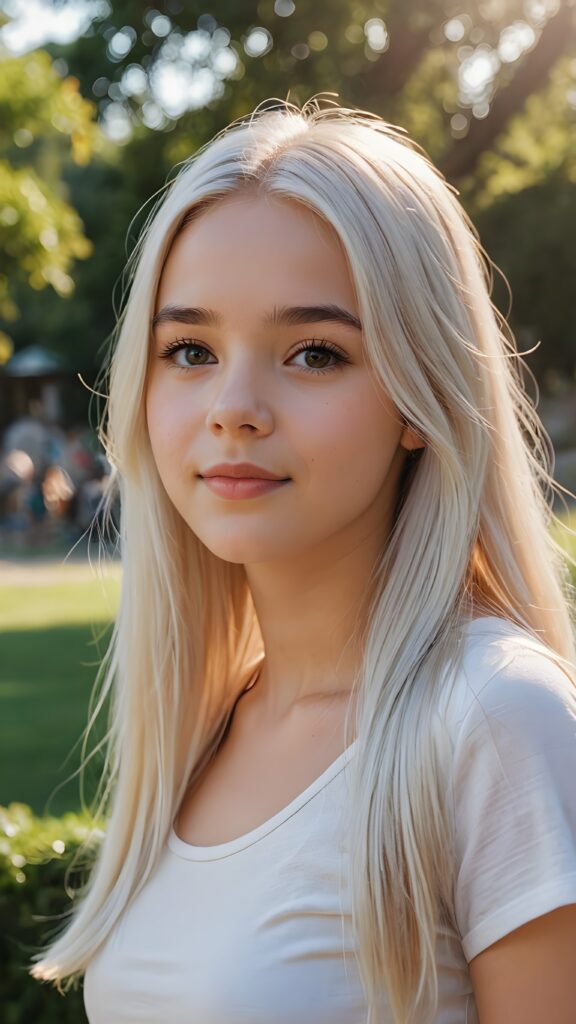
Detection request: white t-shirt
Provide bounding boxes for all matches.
[83,617,576,1023]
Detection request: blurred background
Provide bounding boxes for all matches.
[0,1,575,1015]
[3,0,576,819]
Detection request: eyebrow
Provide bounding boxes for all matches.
[150,303,362,332]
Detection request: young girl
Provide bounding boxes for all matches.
[30,97,576,1023]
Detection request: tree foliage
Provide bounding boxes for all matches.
[0,46,99,341]
[41,0,576,178]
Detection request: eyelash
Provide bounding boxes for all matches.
[157,337,351,376]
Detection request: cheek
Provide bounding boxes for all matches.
[145,380,201,506]
[146,376,196,463]
[308,387,402,491]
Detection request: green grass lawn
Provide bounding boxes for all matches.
[1,510,575,818]
[0,566,120,816]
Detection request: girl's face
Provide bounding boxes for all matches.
[146,193,415,565]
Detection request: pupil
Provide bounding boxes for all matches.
[308,349,328,367]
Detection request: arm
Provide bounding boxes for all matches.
[469,904,576,1024]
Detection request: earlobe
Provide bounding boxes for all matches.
[400,425,426,453]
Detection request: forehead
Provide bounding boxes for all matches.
[155,193,358,313]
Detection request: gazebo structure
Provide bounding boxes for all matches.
[0,345,73,431]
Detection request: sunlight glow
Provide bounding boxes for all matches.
[150,14,171,38]
[243,26,273,58]
[459,47,501,105]
[364,18,389,53]
[121,64,147,97]
[101,101,131,144]
[498,21,536,63]
[0,0,109,54]
[444,18,466,43]
[180,28,212,62]
[274,0,295,16]
[107,26,136,61]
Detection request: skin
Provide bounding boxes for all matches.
[468,905,576,1023]
[146,190,576,1018]
[147,191,422,722]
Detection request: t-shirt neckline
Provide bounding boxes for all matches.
[168,739,358,862]
[168,617,524,864]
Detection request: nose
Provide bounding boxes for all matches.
[205,359,274,436]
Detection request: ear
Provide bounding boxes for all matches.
[400,424,426,453]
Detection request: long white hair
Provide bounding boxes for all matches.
[29,96,576,1022]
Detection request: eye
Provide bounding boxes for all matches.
[157,337,351,375]
[288,338,350,374]
[158,339,215,368]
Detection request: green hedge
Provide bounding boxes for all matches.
[0,803,102,1024]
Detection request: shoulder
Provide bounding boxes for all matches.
[443,616,576,963]
[447,615,576,746]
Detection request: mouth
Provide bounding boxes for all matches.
[199,476,291,499]
[199,475,290,481]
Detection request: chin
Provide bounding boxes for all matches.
[190,532,262,564]
[194,531,296,566]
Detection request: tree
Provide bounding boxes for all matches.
[36,0,576,176]
[0,42,100,359]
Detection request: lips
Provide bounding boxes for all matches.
[200,462,289,481]
[200,476,290,500]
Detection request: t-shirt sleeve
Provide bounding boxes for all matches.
[450,642,576,963]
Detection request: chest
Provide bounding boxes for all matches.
[85,767,371,1024]
[175,697,354,847]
